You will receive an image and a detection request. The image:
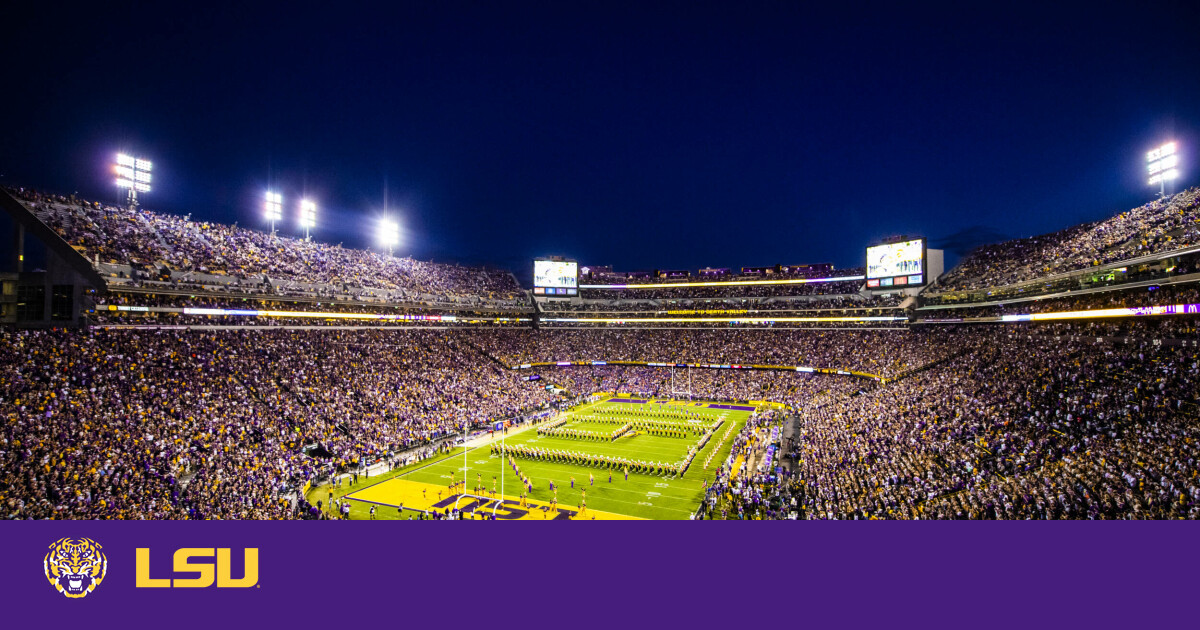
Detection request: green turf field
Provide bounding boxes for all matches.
[321,398,754,520]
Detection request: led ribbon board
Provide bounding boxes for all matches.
[186,308,457,320]
[541,316,906,323]
[108,305,538,322]
[507,360,881,380]
[1000,303,1200,322]
[578,275,864,289]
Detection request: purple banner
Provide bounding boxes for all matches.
[1,521,1195,628]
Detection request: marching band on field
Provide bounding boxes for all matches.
[537,421,633,441]
[581,407,717,429]
[490,421,720,478]
[443,403,732,515]
[491,441,696,477]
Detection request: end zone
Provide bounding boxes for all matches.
[345,479,642,520]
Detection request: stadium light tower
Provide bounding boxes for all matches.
[1147,141,1180,198]
[114,153,151,210]
[264,191,283,235]
[299,199,317,241]
[377,217,400,256]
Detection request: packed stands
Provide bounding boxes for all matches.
[4,180,1200,521]
[87,291,530,328]
[579,277,865,299]
[2,323,1196,520]
[7,187,526,307]
[933,188,1200,293]
[580,264,848,285]
[916,282,1200,322]
[468,328,955,378]
[541,295,903,312]
[0,329,556,519]
[704,329,1200,520]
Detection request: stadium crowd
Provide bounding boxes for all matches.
[468,328,950,379]
[579,279,864,299]
[1,322,1196,520]
[580,266,852,284]
[0,329,556,519]
[542,365,865,408]
[917,282,1200,320]
[541,294,904,313]
[705,329,1200,520]
[937,188,1200,292]
[87,291,528,328]
[7,188,525,305]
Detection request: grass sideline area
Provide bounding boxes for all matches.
[315,399,755,520]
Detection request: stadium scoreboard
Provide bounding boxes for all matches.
[866,238,926,288]
[534,259,578,296]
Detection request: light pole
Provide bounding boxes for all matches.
[264,191,283,235]
[1147,141,1180,198]
[114,153,151,210]
[299,199,316,241]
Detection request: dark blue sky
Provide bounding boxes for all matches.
[4,1,1198,279]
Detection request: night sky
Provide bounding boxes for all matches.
[4,2,1198,279]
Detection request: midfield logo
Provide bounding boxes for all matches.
[135,548,259,588]
[44,538,107,599]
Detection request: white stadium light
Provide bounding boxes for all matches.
[378,217,400,254]
[1149,169,1179,185]
[113,152,152,208]
[264,191,283,219]
[1147,141,1181,196]
[264,191,283,234]
[299,199,317,240]
[299,200,317,226]
[1146,142,1176,162]
[1147,154,1179,175]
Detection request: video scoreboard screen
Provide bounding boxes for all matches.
[533,260,578,296]
[866,238,926,288]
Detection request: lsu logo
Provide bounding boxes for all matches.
[44,537,107,598]
[135,548,259,588]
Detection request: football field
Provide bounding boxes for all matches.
[336,399,755,520]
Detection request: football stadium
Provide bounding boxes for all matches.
[2,4,1198,530]
[2,180,1198,521]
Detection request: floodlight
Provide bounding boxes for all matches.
[378,217,400,254]
[1147,141,1181,195]
[298,199,317,240]
[1149,169,1179,185]
[1147,142,1176,162]
[113,152,152,208]
[299,200,316,225]
[1147,154,1179,175]
[264,191,283,234]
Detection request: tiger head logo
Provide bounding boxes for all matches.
[44,537,107,598]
